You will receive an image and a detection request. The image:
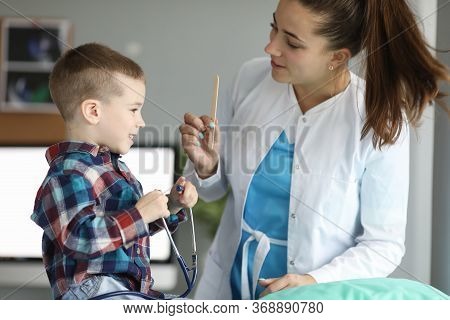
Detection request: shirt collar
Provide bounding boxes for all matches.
[45,141,111,164]
[287,71,355,116]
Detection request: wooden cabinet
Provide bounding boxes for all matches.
[0,112,64,145]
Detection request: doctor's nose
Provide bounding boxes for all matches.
[264,38,282,57]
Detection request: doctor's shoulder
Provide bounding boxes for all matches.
[231,58,272,96]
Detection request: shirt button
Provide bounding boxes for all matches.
[302,117,307,123]
[136,248,141,255]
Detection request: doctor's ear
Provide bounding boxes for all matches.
[330,48,352,68]
[80,99,102,125]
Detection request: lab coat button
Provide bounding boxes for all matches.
[295,164,300,170]
[290,260,295,266]
[291,213,296,219]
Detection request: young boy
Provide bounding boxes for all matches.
[31,43,198,300]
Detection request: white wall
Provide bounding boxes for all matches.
[1,0,278,143]
[432,0,450,295]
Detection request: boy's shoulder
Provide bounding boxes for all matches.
[44,141,111,184]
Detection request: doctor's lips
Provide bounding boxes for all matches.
[271,60,285,68]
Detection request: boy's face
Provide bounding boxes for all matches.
[97,73,146,155]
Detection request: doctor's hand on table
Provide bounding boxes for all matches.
[180,112,220,179]
[259,274,317,298]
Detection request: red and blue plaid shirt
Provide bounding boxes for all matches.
[31,141,185,299]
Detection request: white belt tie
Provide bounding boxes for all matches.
[241,220,287,300]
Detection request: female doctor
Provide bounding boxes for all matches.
[180,0,449,299]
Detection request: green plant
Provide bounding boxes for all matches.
[192,194,227,237]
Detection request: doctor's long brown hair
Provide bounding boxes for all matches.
[299,0,450,148]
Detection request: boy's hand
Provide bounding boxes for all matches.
[135,190,170,224]
[168,177,198,214]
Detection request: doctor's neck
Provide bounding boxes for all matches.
[294,67,350,114]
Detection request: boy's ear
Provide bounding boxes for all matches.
[80,99,102,125]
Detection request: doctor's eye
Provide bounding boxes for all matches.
[270,22,278,32]
[287,42,304,49]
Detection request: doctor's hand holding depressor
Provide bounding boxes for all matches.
[180,112,220,179]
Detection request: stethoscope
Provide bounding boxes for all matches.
[91,185,197,300]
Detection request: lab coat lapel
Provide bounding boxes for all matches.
[230,78,296,203]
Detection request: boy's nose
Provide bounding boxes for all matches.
[137,115,146,128]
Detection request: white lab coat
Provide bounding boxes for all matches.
[186,57,409,300]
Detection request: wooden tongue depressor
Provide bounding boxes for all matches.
[210,74,219,149]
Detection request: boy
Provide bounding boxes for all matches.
[31,43,198,299]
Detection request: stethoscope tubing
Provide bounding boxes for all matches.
[90,208,197,300]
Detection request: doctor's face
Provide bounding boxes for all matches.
[264,0,333,89]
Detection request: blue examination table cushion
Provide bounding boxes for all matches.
[262,278,449,300]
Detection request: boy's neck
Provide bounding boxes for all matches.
[65,124,99,147]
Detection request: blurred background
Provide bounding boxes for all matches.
[0,0,448,299]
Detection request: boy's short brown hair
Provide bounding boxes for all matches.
[49,42,145,121]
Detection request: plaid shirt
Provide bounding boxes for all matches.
[31,141,185,299]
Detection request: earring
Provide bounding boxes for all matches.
[328,65,334,71]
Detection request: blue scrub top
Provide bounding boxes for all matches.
[230,130,294,299]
